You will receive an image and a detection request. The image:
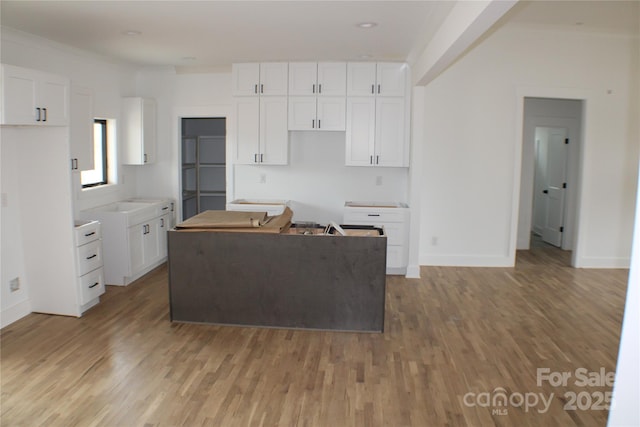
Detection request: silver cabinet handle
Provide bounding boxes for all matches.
[318,84,322,94]
[254,153,258,163]
[370,155,373,164]
[312,119,315,129]
[86,254,97,260]
[371,85,374,94]
[260,84,264,93]
[84,232,95,237]
[376,155,379,164]
[377,84,380,94]
[42,108,47,121]
[36,107,41,121]
[161,218,165,227]
[312,84,315,94]
[260,153,264,163]
[318,119,321,129]
[89,282,100,289]
[254,84,258,94]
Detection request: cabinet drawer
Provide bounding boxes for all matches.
[74,221,101,246]
[79,267,105,305]
[76,239,103,276]
[344,210,406,223]
[345,221,404,245]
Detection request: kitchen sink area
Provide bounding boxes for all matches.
[78,198,175,285]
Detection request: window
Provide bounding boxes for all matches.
[81,119,108,188]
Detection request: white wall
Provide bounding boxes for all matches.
[419,24,639,267]
[0,28,138,326]
[234,131,409,224]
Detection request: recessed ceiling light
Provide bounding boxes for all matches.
[123,30,141,36]
[574,22,584,26]
[358,54,373,59]
[181,56,197,61]
[357,22,378,29]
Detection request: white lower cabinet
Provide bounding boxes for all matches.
[344,202,410,275]
[74,220,105,310]
[79,199,175,286]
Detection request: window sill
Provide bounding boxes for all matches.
[78,182,119,200]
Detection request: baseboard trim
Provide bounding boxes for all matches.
[1,299,31,329]
[405,265,421,279]
[573,256,630,269]
[419,253,514,267]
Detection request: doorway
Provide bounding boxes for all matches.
[180,118,226,220]
[532,126,568,247]
[517,97,583,262]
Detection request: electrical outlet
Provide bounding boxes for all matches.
[9,277,20,292]
[375,176,383,186]
[1,193,7,208]
[431,236,438,246]
[259,173,267,184]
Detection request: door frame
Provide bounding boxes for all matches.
[172,106,231,223]
[509,87,595,267]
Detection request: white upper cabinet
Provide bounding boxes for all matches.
[346,62,407,97]
[232,63,288,96]
[346,63,377,97]
[232,62,289,164]
[375,63,407,97]
[288,62,346,131]
[1,64,69,126]
[289,62,346,96]
[234,96,288,165]
[122,97,157,165]
[70,86,94,171]
[345,62,409,167]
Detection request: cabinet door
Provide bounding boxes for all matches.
[288,63,317,96]
[375,97,406,167]
[288,96,316,131]
[259,63,288,96]
[345,97,375,166]
[376,63,406,97]
[70,86,94,171]
[157,214,171,259]
[1,64,39,125]
[317,62,346,96]
[128,224,145,275]
[122,97,156,165]
[346,62,376,97]
[317,97,345,131]
[232,63,260,96]
[259,96,288,165]
[144,218,162,267]
[234,97,260,164]
[142,98,157,164]
[39,73,69,126]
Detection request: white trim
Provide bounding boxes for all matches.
[420,253,512,268]
[573,257,630,269]
[1,299,31,329]
[406,86,425,278]
[405,264,421,279]
[512,86,596,268]
[172,105,232,222]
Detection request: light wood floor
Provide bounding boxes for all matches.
[1,247,629,426]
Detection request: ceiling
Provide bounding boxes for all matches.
[0,1,638,71]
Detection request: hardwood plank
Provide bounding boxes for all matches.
[1,248,629,426]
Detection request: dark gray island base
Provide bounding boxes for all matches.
[167,228,387,332]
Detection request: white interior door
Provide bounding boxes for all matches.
[536,126,568,247]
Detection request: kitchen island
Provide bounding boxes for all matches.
[167,211,387,332]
